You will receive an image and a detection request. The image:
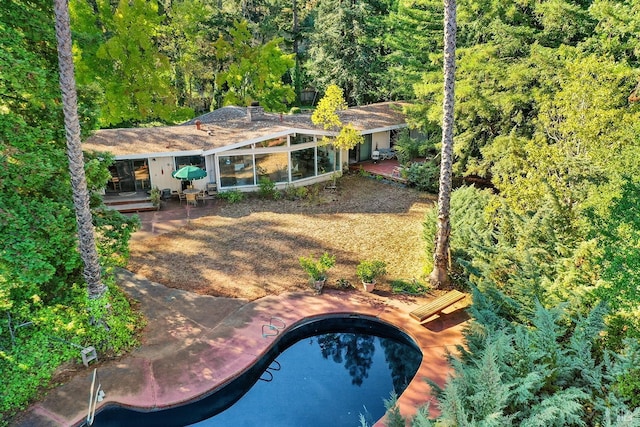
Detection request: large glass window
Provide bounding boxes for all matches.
[255,136,287,148]
[291,148,315,181]
[317,145,337,175]
[291,134,315,145]
[107,159,151,193]
[133,159,150,190]
[255,152,289,183]
[219,155,255,187]
[175,155,204,169]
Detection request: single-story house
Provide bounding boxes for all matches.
[83,102,410,195]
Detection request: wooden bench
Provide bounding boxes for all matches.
[409,290,466,322]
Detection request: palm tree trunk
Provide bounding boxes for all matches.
[429,0,456,288]
[53,0,106,299]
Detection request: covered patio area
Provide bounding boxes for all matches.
[357,159,406,183]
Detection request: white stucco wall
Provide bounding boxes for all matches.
[372,131,391,150]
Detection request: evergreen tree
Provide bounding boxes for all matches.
[306,0,391,105]
[384,0,443,100]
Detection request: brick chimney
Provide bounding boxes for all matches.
[246,102,265,122]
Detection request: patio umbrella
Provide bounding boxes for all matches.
[172,165,207,181]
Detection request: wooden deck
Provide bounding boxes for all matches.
[106,202,157,213]
[357,159,407,184]
[103,192,157,213]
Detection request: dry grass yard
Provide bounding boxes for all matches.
[127,174,437,300]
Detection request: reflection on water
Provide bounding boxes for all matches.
[317,333,376,385]
[195,332,422,427]
[381,338,424,392]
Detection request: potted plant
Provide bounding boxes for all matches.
[150,187,162,210]
[356,260,387,292]
[299,252,336,294]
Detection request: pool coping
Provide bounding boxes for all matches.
[11,269,468,427]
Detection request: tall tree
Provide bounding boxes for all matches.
[71,0,191,126]
[384,0,443,100]
[214,20,295,111]
[53,0,105,299]
[306,0,391,105]
[429,0,456,288]
[312,84,364,150]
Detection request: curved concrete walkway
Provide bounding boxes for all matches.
[13,269,468,427]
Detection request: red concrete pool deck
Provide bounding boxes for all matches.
[12,269,468,427]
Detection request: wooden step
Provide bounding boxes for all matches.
[106,202,157,213]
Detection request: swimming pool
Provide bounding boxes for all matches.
[91,316,422,426]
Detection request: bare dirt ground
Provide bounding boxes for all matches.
[127,174,437,301]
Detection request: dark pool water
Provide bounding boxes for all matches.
[91,317,422,427]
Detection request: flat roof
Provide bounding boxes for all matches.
[83,102,409,158]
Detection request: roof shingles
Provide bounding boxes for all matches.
[83,102,408,157]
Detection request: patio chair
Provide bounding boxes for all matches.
[196,190,206,203]
[186,192,198,206]
[178,192,186,205]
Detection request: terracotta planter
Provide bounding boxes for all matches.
[314,279,326,294]
[362,281,375,292]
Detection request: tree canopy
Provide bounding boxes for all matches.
[1,0,140,420]
[5,0,640,423]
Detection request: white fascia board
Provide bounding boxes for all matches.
[359,123,408,135]
[202,128,331,156]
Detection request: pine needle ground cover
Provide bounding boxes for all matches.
[127,175,436,300]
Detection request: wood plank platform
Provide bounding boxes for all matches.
[409,290,466,323]
[106,202,157,213]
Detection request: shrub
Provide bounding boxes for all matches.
[305,184,322,203]
[258,177,280,200]
[149,187,161,208]
[405,161,440,193]
[390,279,430,295]
[218,190,245,203]
[615,366,640,408]
[356,260,387,283]
[0,278,143,423]
[283,184,308,200]
[423,185,493,283]
[393,129,429,165]
[299,252,336,282]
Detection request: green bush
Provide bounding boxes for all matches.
[299,252,336,282]
[218,189,245,203]
[0,278,143,424]
[423,185,494,282]
[356,260,387,283]
[405,161,440,193]
[615,366,640,408]
[149,187,161,208]
[390,279,430,295]
[258,177,280,200]
[393,128,435,166]
[283,184,308,200]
